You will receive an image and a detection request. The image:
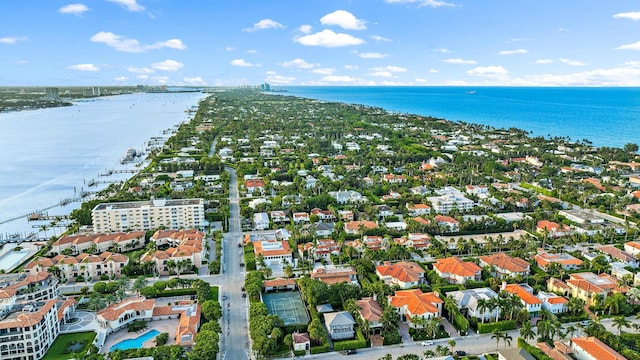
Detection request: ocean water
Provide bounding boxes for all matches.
[0,92,206,236]
[282,86,640,149]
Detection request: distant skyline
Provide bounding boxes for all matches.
[2,0,640,86]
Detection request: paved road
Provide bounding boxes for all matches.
[219,167,250,360]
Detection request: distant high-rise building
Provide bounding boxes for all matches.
[44,87,59,100]
[83,86,101,97]
[260,83,271,92]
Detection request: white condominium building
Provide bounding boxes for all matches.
[91,198,205,233]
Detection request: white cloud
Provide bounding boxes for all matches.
[534,59,554,64]
[369,71,394,78]
[371,65,407,72]
[384,0,455,8]
[415,78,429,83]
[67,63,99,71]
[344,65,359,70]
[443,58,477,64]
[282,58,315,69]
[467,65,509,76]
[127,66,155,73]
[298,25,312,34]
[613,11,640,21]
[321,75,362,82]
[624,61,640,67]
[114,76,128,81]
[265,71,295,84]
[320,10,366,30]
[294,29,364,47]
[136,74,149,79]
[106,0,144,12]
[151,59,184,71]
[246,49,258,54]
[616,41,640,50]
[230,58,261,67]
[498,49,528,55]
[225,46,235,51]
[435,48,450,53]
[505,38,531,43]
[183,76,207,85]
[312,67,335,75]
[358,52,388,59]
[90,32,186,52]
[59,4,89,15]
[559,58,587,66]
[244,19,284,32]
[0,36,27,44]
[428,68,439,73]
[511,67,640,86]
[371,35,391,42]
[151,76,169,84]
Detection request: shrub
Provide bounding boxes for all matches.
[310,344,330,354]
[517,338,553,360]
[332,330,367,351]
[93,282,107,293]
[293,349,306,356]
[100,274,110,281]
[477,320,516,334]
[453,312,469,335]
[127,320,147,332]
[155,332,168,346]
[382,330,402,345]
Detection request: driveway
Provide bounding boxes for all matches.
[398,322,414,344]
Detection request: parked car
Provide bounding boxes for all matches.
[455,350,466,356]
[341,349,357,355]
[421,340,434,346]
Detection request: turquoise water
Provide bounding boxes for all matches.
[282,86,640,149]
[109,329,160,351]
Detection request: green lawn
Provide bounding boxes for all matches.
[42,331,97,360]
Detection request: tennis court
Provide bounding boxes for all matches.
[262,291,310,326]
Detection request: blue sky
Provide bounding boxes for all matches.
[1,0,640,86]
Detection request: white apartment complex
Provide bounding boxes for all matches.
[91,198,205,233]
[0,273,75,360]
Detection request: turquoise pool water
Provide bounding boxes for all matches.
[110,329,160,351]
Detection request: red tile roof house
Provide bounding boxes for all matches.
[393,233,430,249]
[388,289,443,328]
[502,283,542,317]
[624,240,640,257]
[535,249,583,271]
[357,297,384,331]
[293,332,311,352]
[536,220,571,238]
[245,178,266,195]
[344,220,378,235]
[434,215,460,232]
[597,245,638,268]
[311,266,358,285]
[376,261,426,289]
[565,272,627,306]
[433,257,482,284]
[479,253,530,279]
[298,238,341,260]
[571,336,626,360]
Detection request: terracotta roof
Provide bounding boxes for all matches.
[245,179,266,188]
[571,337,625,360]
[548,277,569,290]
[433,257,481,277]
[546,296,568,304]
[625,241,640,251]
[535,250,583,267]
[598,245,636,263]
[389,289,442,316]
[311,266,356,285]
[435,215,458,224]
[253,240,292,257]
[344,220,378,231]
[293,332,310,344]
[98,298,155,322]
[176,303,201,346]
[263,278,296,288]
[411,217,431,225]
[479,253,530,274]
[504,284,542,305]
[152,305,182,317]
[376,261,425,283]
[0,299,57,330]
[57,297,77,321]
[357,297,383,322]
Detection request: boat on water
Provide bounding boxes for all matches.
[465,90,477,94]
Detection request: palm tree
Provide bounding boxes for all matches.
[476,298,488,323]
[491,329,506,351]
[519,321,535,342]
[567,297,585,316]
[443,295,457,322]
[448,339,456,355]
[612,315,631,336]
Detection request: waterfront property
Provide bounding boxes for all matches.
[49,231,145,256]
[25,252,129,282]
[91,198,205,233]
[142,229,205,275]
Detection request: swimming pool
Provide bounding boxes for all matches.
[109,329,160,351]
[0,250,30,272]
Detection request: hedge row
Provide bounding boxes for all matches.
[453,312,469,335]
[477,320,516,334]
[517,338,553,360]
[332,330,367,351]
[310,344,330,354]
[153,288,196,298]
